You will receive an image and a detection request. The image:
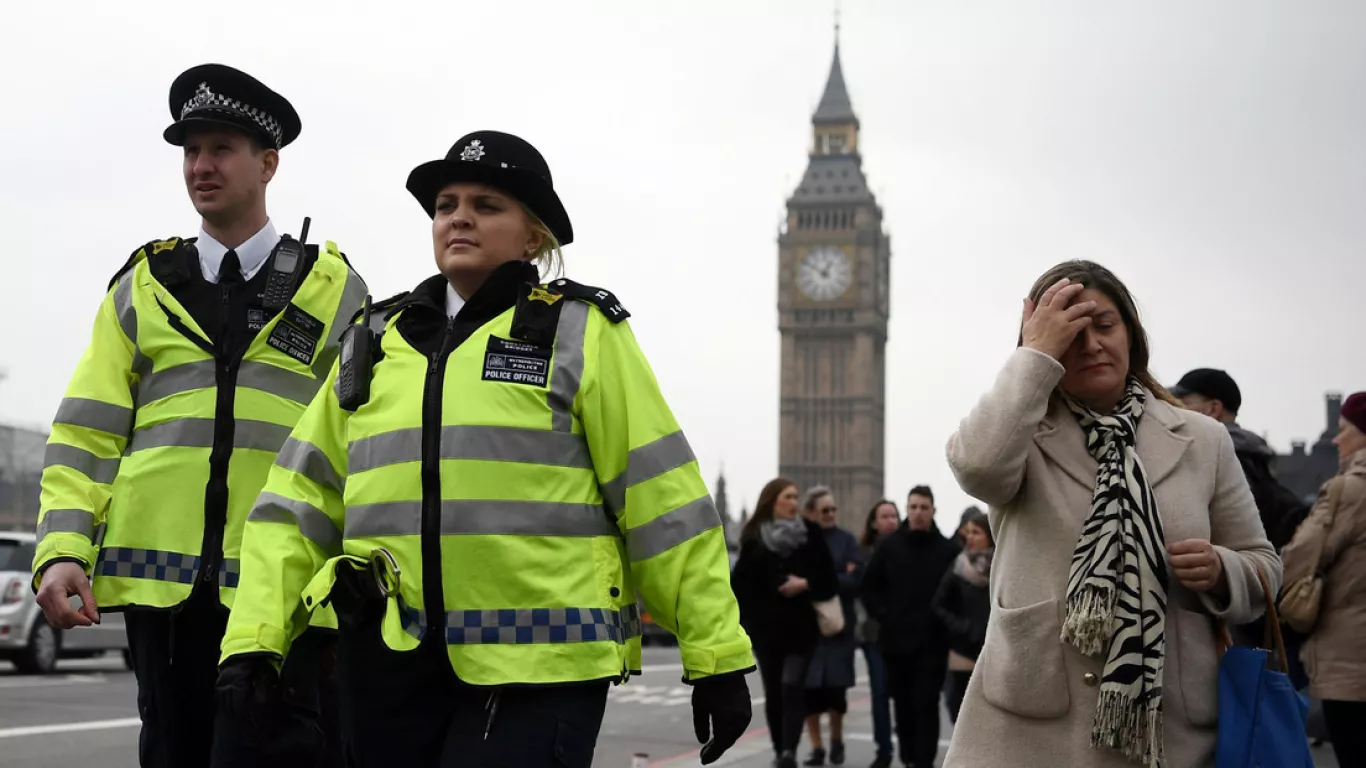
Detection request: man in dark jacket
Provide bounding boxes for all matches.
[1171,368,1309,550]
[861,485,959,768]
[1172,368,1314,691]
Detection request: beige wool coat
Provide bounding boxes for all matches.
[942,348,1282,768]
[1281,448,1366,703]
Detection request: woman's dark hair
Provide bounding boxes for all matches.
[961,509,995,549]
[860,499,899,549]
[1019,260,1180,406]
[741,477,797,542]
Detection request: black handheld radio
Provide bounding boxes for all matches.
[262,217,310,312]
[337,295,379,412]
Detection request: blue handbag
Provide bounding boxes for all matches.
[1214,565,1314,768]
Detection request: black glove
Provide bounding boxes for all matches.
[691,671,753,765]
[215,655,285,736]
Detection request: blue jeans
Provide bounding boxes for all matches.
[861,643,893,758]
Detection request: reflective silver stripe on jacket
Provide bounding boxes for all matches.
[133,360,323,409]
[248,492,344,557]
[53,398,134,437]
[36,509,96,542]
[625,495,721,562]
[125,419,293,454]
[600,430,697,515]
[398,598,643,645]
[43,443,120,485]
[344,500,617,540]
[96,547,200,585]
[313,269,368,380]
[276,438,345,494]
[547,301,589,432]
[113,276,137,344]
[348,426,593,475]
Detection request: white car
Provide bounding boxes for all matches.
[0,532,130,674]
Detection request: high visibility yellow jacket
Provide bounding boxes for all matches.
[222,262,753,686]
[33,236,367,614]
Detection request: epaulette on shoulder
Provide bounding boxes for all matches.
[546,278,630,323]
[107,236,191,291]
[348,290,410,328]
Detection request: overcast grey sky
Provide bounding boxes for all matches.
[2,0,1363,523]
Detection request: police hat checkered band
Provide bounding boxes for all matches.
[181,81,284,149]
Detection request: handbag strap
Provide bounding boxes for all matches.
[1255,564,1290,674]
[1213,563,1289,674]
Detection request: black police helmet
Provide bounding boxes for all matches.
[405,131,573,246]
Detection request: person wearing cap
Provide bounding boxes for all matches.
[1281,391,1366,767]
[1171,368,1309,551]
[30,63,366,767]
[219,130,754,767]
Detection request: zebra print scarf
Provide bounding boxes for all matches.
[1060,380,1169,766]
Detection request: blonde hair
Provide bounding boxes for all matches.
[522,205,564,280]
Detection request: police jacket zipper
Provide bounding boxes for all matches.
[200,284,242,588]
[420,317,457,641]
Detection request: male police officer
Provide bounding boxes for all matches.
[32,64,366,767]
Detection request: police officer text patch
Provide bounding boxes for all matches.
[267,304,324,365]
[482,336,551,387]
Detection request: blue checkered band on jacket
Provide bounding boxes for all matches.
[96,547,239,588]
[396,598,644,645]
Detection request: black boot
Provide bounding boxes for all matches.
[803,747,826,766]
[775,750,799,768]
[829,740,845,765]
[867,755,892,768]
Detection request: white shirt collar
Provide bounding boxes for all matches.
[197,219,279,283]
[445,283,466,318]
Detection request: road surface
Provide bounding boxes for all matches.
[0,648,1339,767]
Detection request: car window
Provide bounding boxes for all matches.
[0,540,35,572]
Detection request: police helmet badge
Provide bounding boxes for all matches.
[459,140,486,162]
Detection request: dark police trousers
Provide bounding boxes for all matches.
[336,609,610,767]
[124,584,343,767]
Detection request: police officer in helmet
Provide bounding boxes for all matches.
[221,130,755,766]
[32,63,363,767]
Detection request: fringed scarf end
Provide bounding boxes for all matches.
[1060,587,1115,657]
[1090,691,1165,766]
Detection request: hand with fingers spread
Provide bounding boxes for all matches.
[1168,538,1225,593]
[1021,277,1098,361]
[35,561,100,629]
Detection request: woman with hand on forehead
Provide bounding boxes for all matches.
[940,261,1280,767]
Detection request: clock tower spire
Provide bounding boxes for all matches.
[776,31,891,533]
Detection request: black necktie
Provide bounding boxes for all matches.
[219,249,244,286]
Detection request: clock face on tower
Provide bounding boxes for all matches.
[798,246,853,301]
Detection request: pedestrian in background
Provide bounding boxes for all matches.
[931,508,993,723]
[943,261,1280,767]
[1281,391,1366,768]
[861,485,957,768]
[857,500,901,768]
[733,478,838,768]
[799,486,862,766]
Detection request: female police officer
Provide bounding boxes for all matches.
[217,131,754,767]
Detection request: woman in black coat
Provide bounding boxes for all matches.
[930,508,994,723]
[731,477,838,768]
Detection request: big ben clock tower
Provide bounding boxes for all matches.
[777,37,891,532]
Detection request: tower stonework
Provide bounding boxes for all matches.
[777,40,890,534]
